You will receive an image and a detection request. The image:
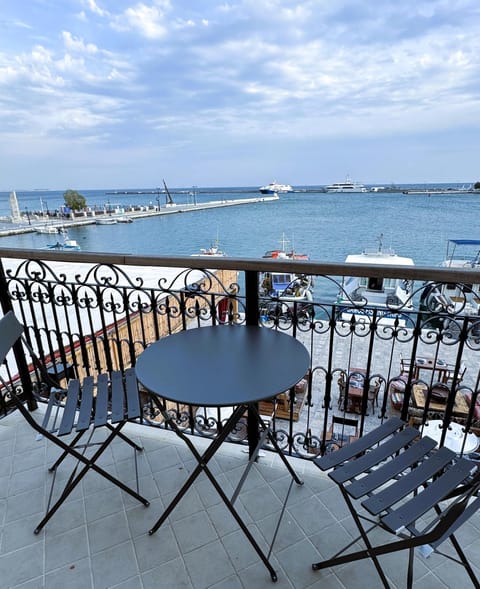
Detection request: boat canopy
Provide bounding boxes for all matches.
[449,239,480,246]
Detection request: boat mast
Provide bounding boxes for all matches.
[162,179,174,205]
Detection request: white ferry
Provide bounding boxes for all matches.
[325,176,368,193]
[336,236,415,324]
[259,181,293,194]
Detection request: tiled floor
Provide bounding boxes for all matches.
[0,408,479,589]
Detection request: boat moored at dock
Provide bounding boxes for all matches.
[259,235,314,320]
[336,236,415,324]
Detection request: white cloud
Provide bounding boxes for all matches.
[111,1,172,39]
[1,0,480,187]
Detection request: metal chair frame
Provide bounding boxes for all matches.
[0,311,149,534]
[313,417,480,588]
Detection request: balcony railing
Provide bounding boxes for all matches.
[1,247,479,459]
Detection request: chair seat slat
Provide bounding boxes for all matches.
[315,417,404,471]
[94,374,109,427]
[110,371,124,423]
[382,458,475,533]
[58,379,81,436]
[76,377,95,431]
[348,436,437,499]
[125,367,140,419]
[362,445,456,515]
[331,427,419,485]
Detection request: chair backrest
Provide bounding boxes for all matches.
[331,416,359,440]
[0,312,24,367]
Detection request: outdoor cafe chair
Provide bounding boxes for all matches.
[0,311,149,534]
[313,416,480,588]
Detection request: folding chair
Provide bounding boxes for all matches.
[325,416,359,451]
[313,417,480,588]
[0,311,149,534]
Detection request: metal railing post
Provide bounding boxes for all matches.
[0,260,37,410]
[245,270,260,457]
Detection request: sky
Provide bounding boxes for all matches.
[1,0,480,190]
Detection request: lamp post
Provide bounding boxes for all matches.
[24,207,31,225]
[156,187,161,210]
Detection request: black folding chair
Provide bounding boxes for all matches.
[313,417,480,588]
[0,311,149,534]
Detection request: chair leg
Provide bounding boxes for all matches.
[105,422,144,451]
[34,422,149,534]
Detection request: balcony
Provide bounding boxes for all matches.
[0,247,479,586]
[2,409,479,588]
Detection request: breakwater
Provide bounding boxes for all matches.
[0,195,278,238]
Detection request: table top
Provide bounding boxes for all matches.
[423,419,479,454]
[135,325,310,407]
[415,356,448,369]
[412,384,470,416]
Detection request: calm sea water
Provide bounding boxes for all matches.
[0,185,479,301]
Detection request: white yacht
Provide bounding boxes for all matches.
[336,236,415,324]
[259,181,293,194]
[325,176,367,193]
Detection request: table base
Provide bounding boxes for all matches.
[148,396,303,582]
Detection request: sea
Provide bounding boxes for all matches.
[0,184,479,302]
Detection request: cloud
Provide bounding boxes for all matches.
[111,1,172,39]
[1,0,480,187]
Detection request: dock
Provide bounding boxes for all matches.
[0,195,278,238]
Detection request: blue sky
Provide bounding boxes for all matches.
[1,0,480,190]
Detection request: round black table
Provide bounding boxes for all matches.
[135,324,309,582]
[136,324,309,406]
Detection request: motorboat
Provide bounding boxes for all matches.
[191,239,226,257]
[259,236,314,319]
[419,239,480,327]
[325,176,368,193]
[45,234,81,251]
[36,224,65,235]
[95,217,117,225]
[116,216,133,223]
[336,235,415,324]
[259,181,293,194]
[262,233,308,260]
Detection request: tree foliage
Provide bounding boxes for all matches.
[474,181,480,190]
[63,189,86,211]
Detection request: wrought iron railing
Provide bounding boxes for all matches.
[0,247,479,459]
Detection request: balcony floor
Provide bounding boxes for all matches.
[1,409,479,589]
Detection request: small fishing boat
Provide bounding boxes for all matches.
[45,238,81,251]
[45,230,81,251]
[262,234,309,260]
[36,224,65,235]
[259,235,314,319]
[95,217,117,225]
[336,235,414,324]
[191,238,226,257]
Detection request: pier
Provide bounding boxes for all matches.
[0,195,278,238]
